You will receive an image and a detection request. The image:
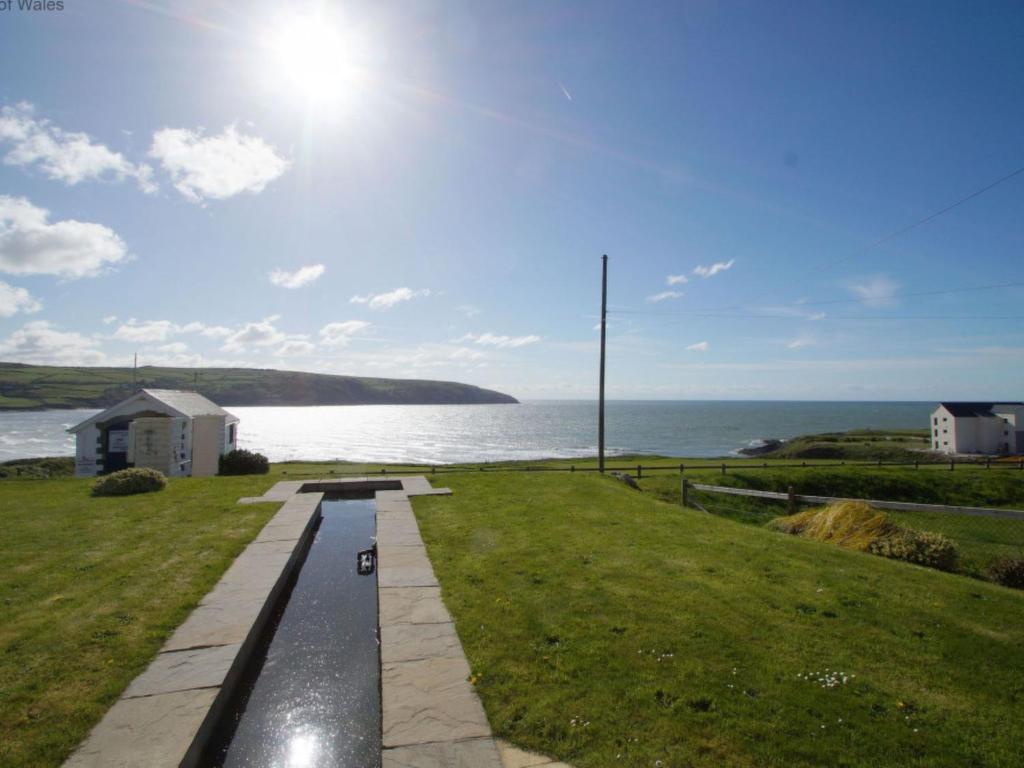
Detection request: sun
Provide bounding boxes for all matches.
[267,14,368,105]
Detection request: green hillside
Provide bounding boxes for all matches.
[0,363,518,410]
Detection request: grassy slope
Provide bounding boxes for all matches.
[757,430,934,461]
[413,473,1024,768]
[640,467,1024,576]
[0,476,280,768]
[0,362,517,410]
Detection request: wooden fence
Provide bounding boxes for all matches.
[685,482,1024,521]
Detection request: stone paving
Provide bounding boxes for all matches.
[63,475,571,768]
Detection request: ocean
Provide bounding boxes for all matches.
[0,401,932,464]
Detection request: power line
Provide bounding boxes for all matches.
[609,279,1024,316]
[810,164,1024,277]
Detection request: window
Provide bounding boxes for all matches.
[933,417,938,425]
[228,423,236,444]
[943,441,948,446]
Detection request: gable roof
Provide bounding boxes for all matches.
[938,402,1024,418]
[68,389,237,433]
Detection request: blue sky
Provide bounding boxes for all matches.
[0,0,1021,400]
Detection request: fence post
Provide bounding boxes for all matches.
[571,465,575,473]
[986,458,991,470]
[637,464,642,480]
[787,485,797,515]
[877,459,882,468]
[1019,459,1023,471]
[681,477,688,507]
[914,459,918,470]
[721,463,727,476]
[950,459,955,471]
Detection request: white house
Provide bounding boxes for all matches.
[930,402,1024,456]
[68,389,239,477]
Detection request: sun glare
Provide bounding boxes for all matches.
[268,15,368,106]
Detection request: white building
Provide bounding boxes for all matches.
[68,389,239,477]
[930,402,1024,456]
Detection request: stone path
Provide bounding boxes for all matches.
[63,475,571,768]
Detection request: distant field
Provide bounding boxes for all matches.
[0,362,516,410]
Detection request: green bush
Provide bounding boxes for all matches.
[868,529,959,572]
[987,558,1024,589]
[92,468,167,497]
[218,449,269,476]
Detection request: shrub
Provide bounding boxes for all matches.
[769,501,959,572]
[92,468,167,496]
[868,529,959,572]
[987,558,1024,589]
[219,449,269,476]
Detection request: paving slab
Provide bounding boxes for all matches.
[496,740,571,767]
[379,586,453,626]
[162,598,266,652]
[383,737,503,767]
[381,621,464,663]
[123,643,242,699]
[382,656,492,747]
[63,688,219,768]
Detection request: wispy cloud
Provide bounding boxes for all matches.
[0,280,41,317]
[685,341,710,352]
[0,102,155,192]
[454,304,481,317]
[150,125,289,203]
[848,274,899,307]
[350,287,429,310]
[319,320,371,347]
[559,81,573,101]
[666,274,689,286]
[222,315,288,352]
[0,196,129,278]
[693,259,735,278]
[786,337,815,349]
[0,320,107,365]
[269,264,325,289]
[646,290,684,303]
[457,332,541,348]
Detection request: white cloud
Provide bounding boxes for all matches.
[111,319,230,344]
[646,290,683,303]
[0,320,106,365]
[156,341,189,355]
[685,341,709,352]
[448,346,485,360]
[0,196,129,278]
[350,287,430,310]
[269,264,325,289]
[320,320,371,347]
[456,332,541,348]
[113,319,176,343]
[693,259,735,278]
[0,281,41,317]
[848,274,899,308]
[101,314,117,325]
[150,125,289,203]
[666,274,688,286]
[276,339,316,356]
[0,102,156,192]
[222,315,287,351]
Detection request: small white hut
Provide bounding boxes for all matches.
[68,389,239,477]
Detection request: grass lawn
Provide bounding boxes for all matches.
[413,472,1024,768]
[640,467,1024,578]
[0,475,280,768]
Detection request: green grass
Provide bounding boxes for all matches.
[413,473,1024,768]
[0,362,515,410]
[639,467,1024,577]
[758,429,934,461]
[0,475,280,768]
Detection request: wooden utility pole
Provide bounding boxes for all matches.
[133,353,137,387]
[598,255,608,473]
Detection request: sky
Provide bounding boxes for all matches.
[0,0,1022,401]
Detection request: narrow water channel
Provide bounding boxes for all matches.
[206,497,381,768]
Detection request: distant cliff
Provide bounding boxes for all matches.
[0,363,519,410]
